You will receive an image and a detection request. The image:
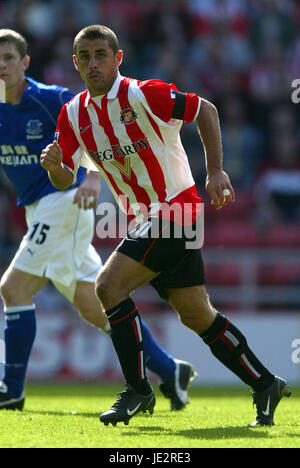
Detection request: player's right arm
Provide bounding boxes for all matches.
[40,102,81,190]
[40,140,74,190]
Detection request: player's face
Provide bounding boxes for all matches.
[73,38,122,97]
[0,42,29,89]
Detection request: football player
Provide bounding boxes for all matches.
[0,29,196,412]
[41,24,291,427]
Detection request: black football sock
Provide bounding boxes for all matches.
[106,298,152,396]
[200,313,275,392]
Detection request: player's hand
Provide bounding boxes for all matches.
[73,171,101,210]
[40,141,63,172]
[206,169,235,210]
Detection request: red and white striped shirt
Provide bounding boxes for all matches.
[56,73,202,225]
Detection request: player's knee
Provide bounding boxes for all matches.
[95,276,107,300]
[178,305,217,334]
[0,272,34,307]
[178,313,199,330]
[179,315,207,334]
[95,276,115,305]
[95,280,119,305]
[0,274,14,304]
[95,276,128,311]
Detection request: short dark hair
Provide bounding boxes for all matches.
[73,25,119,56]
[0,29,28,58]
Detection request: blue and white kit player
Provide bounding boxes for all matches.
[0,29,196,411]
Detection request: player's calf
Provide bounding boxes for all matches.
[200,312,275,392]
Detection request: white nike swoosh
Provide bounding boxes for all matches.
[262,396,270,416]
[127,402,142,416]
[79,124,92,133]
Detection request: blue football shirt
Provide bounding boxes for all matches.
[0,77,86,206]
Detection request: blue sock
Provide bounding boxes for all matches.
[141,319,176,384]
[2,305,36,398]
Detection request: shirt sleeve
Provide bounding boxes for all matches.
[55,103,98,176]
[138,79,201,123]
[55,104,79,171]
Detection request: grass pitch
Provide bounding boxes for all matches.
[0,384,299,448]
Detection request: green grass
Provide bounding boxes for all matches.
[0,384,299,448]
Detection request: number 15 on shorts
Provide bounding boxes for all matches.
[29,222,50,245]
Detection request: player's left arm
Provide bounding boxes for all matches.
[139,81,234,209]
[73,170,101,210]
[196,99,235,210]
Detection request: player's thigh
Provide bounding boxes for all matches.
[165,284,217,333]
[96,251,159,308]
[0,266,48,306]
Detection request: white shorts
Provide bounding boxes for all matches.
[10,189,102,302]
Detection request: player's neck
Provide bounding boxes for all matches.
[6,78,29,105]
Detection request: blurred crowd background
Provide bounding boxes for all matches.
[0,0,299,314]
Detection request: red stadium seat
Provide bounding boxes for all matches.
[205,264,241,285]
[211,222,259,247]
[264,224,300,247]
[204,191,254,223]
[203,224,220,246]
[258,265,300,286]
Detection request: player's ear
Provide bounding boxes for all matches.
[115,50,123,68]
[73,55,79,71]
[22,55,30,72]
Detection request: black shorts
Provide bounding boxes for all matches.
[116,217,206,300]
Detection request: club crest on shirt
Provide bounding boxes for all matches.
[120,105,138,125]
[26,119,43,140]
